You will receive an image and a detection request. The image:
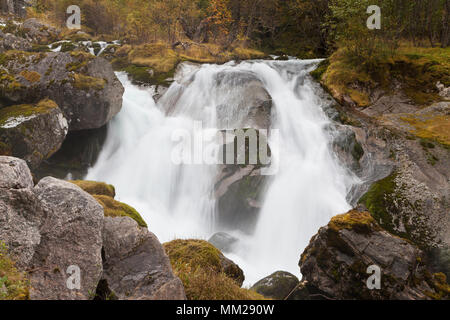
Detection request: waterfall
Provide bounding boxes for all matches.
[86,59,357,286]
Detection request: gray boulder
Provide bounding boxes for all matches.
[101,216,186,300]
[0,156,33,189]
[0,99,68,169]
[0,50,123,130]
[0,157,42,268]
[29,177,104,300]
[21,18,60,44]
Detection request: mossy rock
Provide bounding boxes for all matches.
[310,59,329,81]
[358,172,400,235]
[329,210,382,234]
[93,195,147,228]
[163,239,263,300]
[0,99,58,127]
[163,240,224,274]
[251,271,299,300]
[69,180,115,198]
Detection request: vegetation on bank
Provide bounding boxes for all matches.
[0,242,29,300]
[163,240,264,300]
[318,46,450,108]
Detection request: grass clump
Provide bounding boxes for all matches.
[69,180,115,198]
[329,210,381,234]
[67,180,146,227]
[93,195,147,228]
[163,239,264,300]
[0,242,29,300]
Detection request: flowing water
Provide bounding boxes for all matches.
[86,59,357,286]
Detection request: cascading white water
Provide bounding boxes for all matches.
[86,59,357,286]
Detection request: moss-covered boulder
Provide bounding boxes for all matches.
[163,239,261,300]
[300,208,450,300]
[251,271,300,300]
[0,50,123,131]
[0,99,68,168]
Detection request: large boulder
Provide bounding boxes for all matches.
[100,217,186,300]
[213,70,272,129]
[0,50,124,130]
[299,208,450,300]
[0,99,68,169]
[29,177,104,300]
[21,18,60,45]
[0,157,42,268]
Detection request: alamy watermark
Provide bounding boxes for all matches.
[171,122,279,175]
[66,265,81,290]
[366,264,381,290]
[367,5,381,30]
[66,5,81,30]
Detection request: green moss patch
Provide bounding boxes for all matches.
[71,73,105,91]
[358,172,400,235]
[93,195,147,228]
[69,180,115,198]
[0,242,29,300]
[329,210,381,234]
[0,99,57,127]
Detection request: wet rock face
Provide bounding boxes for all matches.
[0,100,68,169]
[0,51,123,131]
[21,18,60,45]
[299,209,449,300]
[34,125,107,180]
[101,217,186,300]
[214,70,273,130]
